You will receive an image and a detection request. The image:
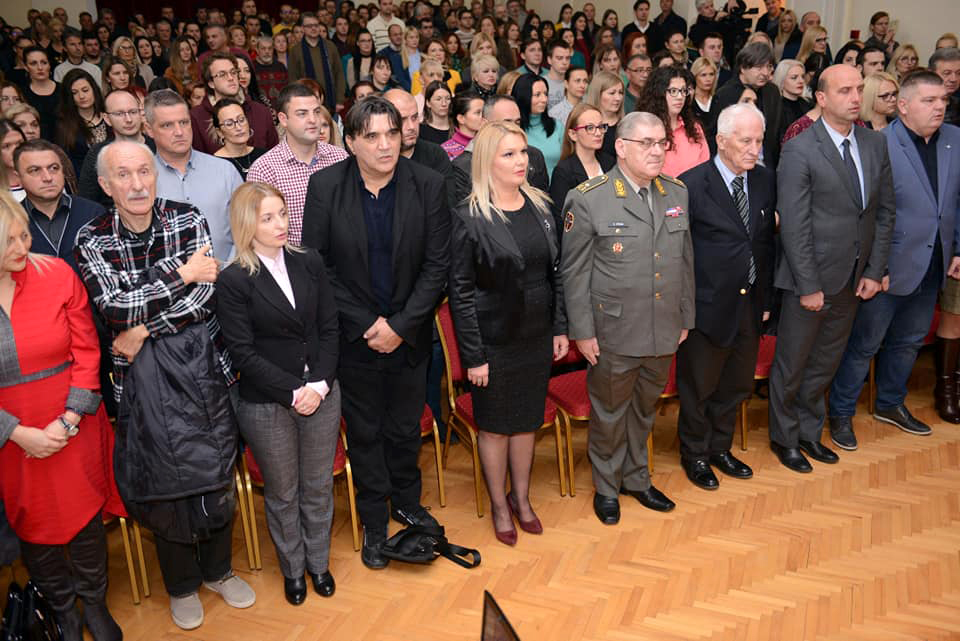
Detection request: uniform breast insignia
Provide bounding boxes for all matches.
[612,242,624,254]
[665,206,684,217]
[564,211,575,233]
[614,179,626,198]
[654,177,666,196]
[576,174,608,193]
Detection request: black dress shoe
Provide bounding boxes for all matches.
[361,527,390,570]
[283,576,307,606]
[681,458,719,490]
[621,485,676,512]
[874,405,932,435]
[83,601,122,641]
[798,439,839,464]
[828,416,858,450]
[391,505,440,528]
[708,451,753,479]
[309,571,336,597]
[593,493,620,525]
[770,442,813,473]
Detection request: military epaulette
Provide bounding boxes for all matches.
[576,174,608,193]
[658,174,686,189]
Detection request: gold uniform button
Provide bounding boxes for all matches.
[615,228,621,234]
[655,292,662,300]
[654,252,661,259]
[655,272,661,279]
[739,288,747,295]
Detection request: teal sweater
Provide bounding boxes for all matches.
[525,114,565,178]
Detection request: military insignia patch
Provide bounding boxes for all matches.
[612,242,623,253]
[665,206,684,217]
[654,177,666,196]
[564,211,575,232]
[614,179,626,198]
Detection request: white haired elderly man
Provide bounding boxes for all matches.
[675,103,777,490]
[76,140,255,632]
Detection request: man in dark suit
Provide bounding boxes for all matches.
[769,64,896,472]
[676,103,776,490]
[829,71,960,441]
[302,97,450,569]
[450,96,549,210]
[714,43,785,168]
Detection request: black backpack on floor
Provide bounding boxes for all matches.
[381,525,481,569]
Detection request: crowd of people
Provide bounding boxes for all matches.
[1,0,959,639]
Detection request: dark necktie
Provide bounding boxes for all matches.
[637,186,650,211]
[318,41,336,111]
[842,138,863,209]
[731,175,756,285]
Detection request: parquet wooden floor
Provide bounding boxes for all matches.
[57,351,960,639]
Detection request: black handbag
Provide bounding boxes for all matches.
[1,581,62,641]
[380,525,481,569]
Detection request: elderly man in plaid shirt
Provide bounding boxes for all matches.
[247,83,349,245]
[75,140,255,632]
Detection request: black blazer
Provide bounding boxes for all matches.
[548,153,616,234]
[302,155,450,365]
[679,158,777,348]
[449,197,568,369]
[216,248,340,405]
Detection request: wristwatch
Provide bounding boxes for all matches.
[58,415,80,438]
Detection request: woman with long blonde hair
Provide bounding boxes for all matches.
[584,70,625,166]
[860,72,899,130]
[887,44,919,81]
[796,25,828,63]
[449,121,568,546]
[216,182,341,606]
[112,36,155,89]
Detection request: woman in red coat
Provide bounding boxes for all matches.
[0,192,123,641]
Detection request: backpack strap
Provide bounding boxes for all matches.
[435,538,481,568]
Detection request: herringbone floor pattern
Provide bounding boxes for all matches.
[89,352,960,639]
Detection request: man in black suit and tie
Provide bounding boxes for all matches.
[676,103,776,490]
[768,64,896,472]
[302,97,451,569]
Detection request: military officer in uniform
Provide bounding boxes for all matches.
[560,111,696,525]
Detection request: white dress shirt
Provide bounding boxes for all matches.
[821,120,867,207]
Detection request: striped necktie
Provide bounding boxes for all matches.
[731,175,756,285]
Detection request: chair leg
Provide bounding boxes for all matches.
[442,417,453,469]
[562,412,576,497]
[431,420,446,507]
[343,462,360,552]
[647,432,654,474]
[118,518,140,605]
[131,521,150,598]
[468,427,484,518]
[740,399,748,452]
[552,418,567,497]
[234,467,256,571]
[240,455,262,570]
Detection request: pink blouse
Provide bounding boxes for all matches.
[661,120,710,179]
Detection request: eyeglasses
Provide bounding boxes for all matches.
[220,115,247,129]
[815,37,828,43]
[212,69,240,80]
[627,66,652,74]
[665,87,690,98]
[303,22,321,28]
[621,137,672,151]
[573,123,609,134]
[107,109,140,119]
[877,90,899,101]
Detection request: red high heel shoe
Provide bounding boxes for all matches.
[491,506,517,546]
[507,492,543,534]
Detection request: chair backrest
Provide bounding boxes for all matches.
[436,300,467,408]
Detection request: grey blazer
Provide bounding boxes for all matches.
[774,118,896,296]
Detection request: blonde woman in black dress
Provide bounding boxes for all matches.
[449,121,569,545]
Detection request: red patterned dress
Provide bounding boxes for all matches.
[0,257,123,545]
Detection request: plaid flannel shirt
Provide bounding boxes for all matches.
[75,199,234,402]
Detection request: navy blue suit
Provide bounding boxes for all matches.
[27,194,105,275]
[829,120,960,417]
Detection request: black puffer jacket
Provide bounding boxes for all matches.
[116,323,238,543]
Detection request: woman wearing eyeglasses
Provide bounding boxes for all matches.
[211,98,267,180]
[887,44,919,82]
[549,103,616,234]
[637,66,708,179]
[860,72,899,131]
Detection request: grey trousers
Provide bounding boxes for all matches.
[238,381,341,578]
[768,288,859,447]
[586,351,673,497]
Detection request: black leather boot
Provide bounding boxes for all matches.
[83,600,123,640]
[934,337,960,423]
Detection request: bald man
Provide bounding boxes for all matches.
[768,65,895,472]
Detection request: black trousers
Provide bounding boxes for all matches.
[339,355,428,530]
[677,297,760,461]
[19,513,108,613]
[154,521,233,597]
[768,286,859,447]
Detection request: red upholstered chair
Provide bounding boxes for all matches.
[435,301,567,516]
[240,422,361,554]
[420,404,446,507]
[738,335,777,451]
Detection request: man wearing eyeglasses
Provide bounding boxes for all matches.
[189,52,278,154]
[287,12,346,114]
[560,111,695,525]
[79,89,157,209]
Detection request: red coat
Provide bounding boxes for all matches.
[0,258,123,544]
